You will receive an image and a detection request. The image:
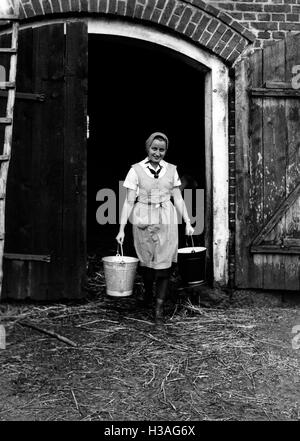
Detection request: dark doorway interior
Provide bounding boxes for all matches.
[88,35,206,258]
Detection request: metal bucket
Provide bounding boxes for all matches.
[102,245,139,297]
[178,236,206,285]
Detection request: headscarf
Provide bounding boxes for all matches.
[145,132,169,151]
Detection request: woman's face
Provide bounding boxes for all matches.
[147,138,167,164]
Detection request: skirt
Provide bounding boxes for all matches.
[132,200,178,270]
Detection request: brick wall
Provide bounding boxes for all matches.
[207,0,300,47]
[6,0,299,48]
[14,0,256,64]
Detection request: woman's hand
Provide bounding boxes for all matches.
[116,231,125,245]
[185,222,194,236]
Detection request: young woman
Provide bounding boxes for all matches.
[116,132,194,323]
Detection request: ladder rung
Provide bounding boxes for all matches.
[0,91,45,101]
[0,82,16,90]
[0,48,17,53]
[0,15,19,21]
[0,118,12,124]
[0,155,10,161]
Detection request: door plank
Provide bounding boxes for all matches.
[31,24,65,299]
[235,55,251,287]
[8,29,36,250]
[262,98,287,222]
[63,21,88,299]
[263,39,285,83]
[248,49,264,287]
[284,255,300,290]
[262,254,286,290]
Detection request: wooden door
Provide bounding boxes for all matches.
[235,34,300,290]
[0,22,87,300]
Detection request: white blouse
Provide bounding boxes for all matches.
[123,158,181,191]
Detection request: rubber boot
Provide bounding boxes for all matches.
[155,277,169,324]
[141,267,154,307]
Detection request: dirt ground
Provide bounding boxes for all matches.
[0,268,300,421]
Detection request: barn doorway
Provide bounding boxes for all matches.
[87,34,207,271]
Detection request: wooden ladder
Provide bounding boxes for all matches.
[0,3,20,299]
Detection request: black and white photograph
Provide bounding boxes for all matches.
[0,0,299,427]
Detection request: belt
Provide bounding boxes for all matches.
[137,198,170,206]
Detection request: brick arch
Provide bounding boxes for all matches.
[13,0,255,64]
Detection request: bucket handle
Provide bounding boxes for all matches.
[185,235,196,253]
[116,243,125,263]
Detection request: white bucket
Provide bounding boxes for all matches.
[102,245,139,297]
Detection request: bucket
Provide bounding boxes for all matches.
[178,236,206,285]
[102,244,139,297]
